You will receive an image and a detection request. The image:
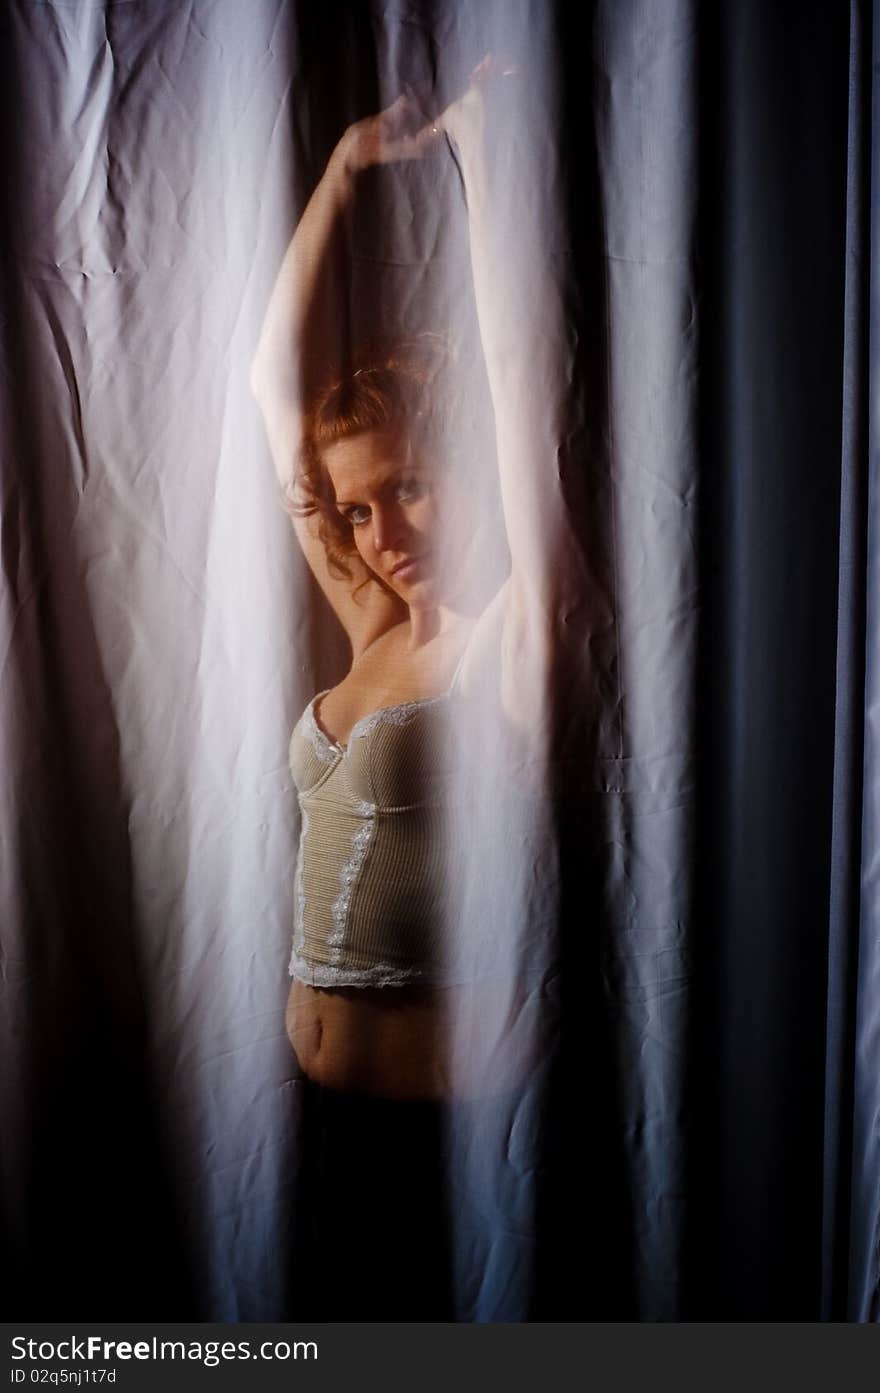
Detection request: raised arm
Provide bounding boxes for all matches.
[436,61,587,711]
[251,99,435,656]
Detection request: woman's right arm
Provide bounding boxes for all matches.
[250,142,352,474]
[251,101,435,656]
[252,141,392,656]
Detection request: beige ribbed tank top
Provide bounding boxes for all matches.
[288,692,455,988]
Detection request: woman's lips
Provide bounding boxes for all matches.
[389,555,429,582]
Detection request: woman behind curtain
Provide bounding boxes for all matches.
[251,53,582,1316]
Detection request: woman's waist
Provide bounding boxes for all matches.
[287,977,541,1102]
[287,978,450,1100]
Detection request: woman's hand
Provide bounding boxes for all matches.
[335,93,440,177]
[433,54,515,167]
[334,57,514,180]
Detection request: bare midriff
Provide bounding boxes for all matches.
[287,978,538,1101]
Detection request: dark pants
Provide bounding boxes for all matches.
[289,1079,455,1320]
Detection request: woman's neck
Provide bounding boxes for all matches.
[407,604,461,649]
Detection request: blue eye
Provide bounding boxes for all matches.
[343,505,371,527]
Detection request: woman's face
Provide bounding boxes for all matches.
[322,428,454,609]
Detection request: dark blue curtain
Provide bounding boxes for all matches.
[687,0,878,1320]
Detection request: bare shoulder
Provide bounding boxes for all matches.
[355,618,473,693]
[316,622,413,745]
[318,618,474,746]
[348,619,413,680]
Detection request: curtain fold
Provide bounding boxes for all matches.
[821,0,872,1323]
[588,0,698,1320]
[845,0,880,1324]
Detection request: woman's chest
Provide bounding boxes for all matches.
[290,692,451,810]
[316,655,445,748]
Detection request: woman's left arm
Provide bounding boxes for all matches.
[437,61,587,716]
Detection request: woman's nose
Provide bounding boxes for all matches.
[371,505,401,553]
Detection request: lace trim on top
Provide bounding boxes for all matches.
[287,947,444,989]
[300,693,342,763]
[327,798,376,959]
[292,796,310,956]
[302,624,467,759]
[347,695,445,744]
[304,691,447,756]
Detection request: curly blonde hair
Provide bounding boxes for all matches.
[284,335,452,582]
